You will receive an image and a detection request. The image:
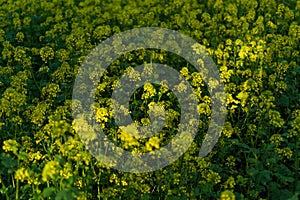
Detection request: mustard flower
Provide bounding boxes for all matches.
[276,147,293,159]
[190,72,204,87]
[145,136,160,151]
[224,177,236,189]
[174,81,188,93]
[2,139,19,153]
[220,190,236,200]
[0,29,5,42]
[42,160,60,182]
[96,107,110,128]
[59,163,73,179]
[234,39,243,46]
[39,46,55,63]
[142,83,156,99]
[236,91,249,107]
[268,110,285,128]
[222,122,234,138]
[126,66,141,82]
[119,123,139,138]
[118,128,139,149]
[15,168,30,182]
[180,67,189,77]
[16,32,24,42]
[270,134,283,146]
[226,156,236,167]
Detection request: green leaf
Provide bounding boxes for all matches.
[55,189,75,200]
[278,95,289,107]
[1,155,18,172]
[288,193,299,200]
[42,187,56,198]
[17,152,28,161]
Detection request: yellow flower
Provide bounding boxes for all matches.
[109,173,120,185]
[226,156,236,167]
[27,176,40,186]
[250,41,256,47]
[141,118,150,126]
[119,123,139,138]
[224,177,236,189]
[16,32,24,42]
[142,83,156,99]
[2,139,19,153]
[42,161,60,182]
[118,128,139,149]
[270,134,283,146]
[29,151,43,163]
[249,53,257,62]
[275,81,287,93]
[121,180,128,186]
[276,147,293,159]
[238,46,251,59]
[192,43,205,54]
[220,190,235,200]
[180,67,189,77]
[236,91,249,107]
[96,107,109,123]
[145,136,160,151]
[75,178,83,188]
[15,168,30,182]
[226,39,232,46]
[76,192,88,200]
[127,67,141,81]
[222,122,234,138]
[268,110,285,128]
[191,72,204,87]
[59,163,73,179]
[235,39,243,46]
[174,81,187,93]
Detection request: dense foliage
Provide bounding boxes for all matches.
[0,0,299,199]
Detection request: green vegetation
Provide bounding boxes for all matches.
[0,0,299,199]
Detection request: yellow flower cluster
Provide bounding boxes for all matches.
[15,168,30,182]
[276,147,293,159]
[145,136,160,151]
[226,156,236,168]
[28,151,43,163]
[142,83,156,100]
[179,67,189,77]
[268,110,285,128]
[126,66,141,82]
[220,190,236,200]
[223,176,236,189]
[42,160,60,182]
[118,127,139,149]
[174,81,188,93]
[222,122,234,138]
[148,102,165,119]
[96,107,110,128]
[270,134,283,146]
[2,139,19,154]
[238,45,251,60]
[59,163,73,179]
[289,110,300,138]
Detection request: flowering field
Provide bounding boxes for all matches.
[0,0,299,199]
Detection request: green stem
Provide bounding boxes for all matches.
[16,179,19,200]
[30,70,41,92]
